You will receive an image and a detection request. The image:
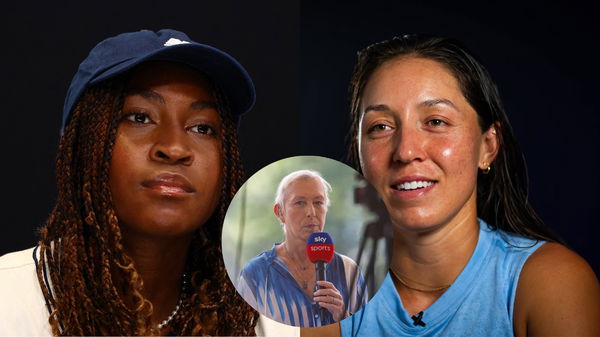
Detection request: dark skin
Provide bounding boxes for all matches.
[109,61,223,332]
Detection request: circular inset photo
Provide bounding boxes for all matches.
[222,156,390,327]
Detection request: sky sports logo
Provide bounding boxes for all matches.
[310,245,332,251]
[306,232,334,263]
[307,232,334,246]
[313,236,327,243]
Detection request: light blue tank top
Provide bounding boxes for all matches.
[341,219,545,337]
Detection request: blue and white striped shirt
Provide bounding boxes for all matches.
[238,244,368,327]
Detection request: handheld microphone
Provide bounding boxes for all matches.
[306,232,335,322]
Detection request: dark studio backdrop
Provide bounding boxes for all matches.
[300,1,600,276]
[0,1,299,255]
[2,0,599,280]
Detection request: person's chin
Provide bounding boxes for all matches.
[388,208,443,233]
[122,212,203,239]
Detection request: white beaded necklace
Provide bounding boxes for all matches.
[156,273,187,330]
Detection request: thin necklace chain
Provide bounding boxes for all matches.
[390,268,451,292]
[156,273,187,330]
[283,243,310,290]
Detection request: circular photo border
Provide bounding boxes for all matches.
[222,155,390,327]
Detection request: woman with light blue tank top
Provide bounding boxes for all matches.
[341,219,544,336]
[303,35,600,337]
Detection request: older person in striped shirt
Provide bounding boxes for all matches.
[237,170,368,327]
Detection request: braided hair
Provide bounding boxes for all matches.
[37,72,258,335]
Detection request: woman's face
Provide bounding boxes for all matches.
[109,62,223,238]
[358,57,497,231]
[275,178,328,244]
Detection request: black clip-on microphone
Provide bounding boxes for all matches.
[411,311,426,327]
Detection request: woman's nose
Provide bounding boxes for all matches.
[149,126,194,165]
[306,204,316,217]
[392,124,426,164]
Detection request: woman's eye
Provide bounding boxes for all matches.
[426,119,448,127]
[190,124,216,136]
[367,123,392,134]
[125,113,150,124]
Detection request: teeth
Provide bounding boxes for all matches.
[396,181,434,191]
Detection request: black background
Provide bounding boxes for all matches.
[2,1,599,278]
[1,1,299,255]
[300,1,600,275]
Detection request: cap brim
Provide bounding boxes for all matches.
[90,43,256,118]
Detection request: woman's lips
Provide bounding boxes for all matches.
[303,223,321,231]
[141,173,195,196]
[389,175,437,200]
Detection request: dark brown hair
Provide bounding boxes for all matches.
[37,71,258,335]
[348,34,560,243]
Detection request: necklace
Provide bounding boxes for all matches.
[390,268,451,293]
[283,244,310,290]
[156,273,187,330]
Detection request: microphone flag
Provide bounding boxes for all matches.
[306,232,335,263]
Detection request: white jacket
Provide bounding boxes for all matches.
[0,247,298,336]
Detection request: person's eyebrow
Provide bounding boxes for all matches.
[125,89,217,111]
[126,88,165,105]
[418,98,458,110]
[190,101,218,111]
[363,104,391,114]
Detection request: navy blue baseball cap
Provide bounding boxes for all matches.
[61,29,255,130]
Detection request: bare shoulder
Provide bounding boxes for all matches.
[522,243,598,279]
[514,242,600,336]
[300,323,340,337]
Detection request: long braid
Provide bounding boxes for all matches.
[37,76,257,335]
[38,79,141,335]
[174,87,258,336]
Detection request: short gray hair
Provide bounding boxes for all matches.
[274,170,332,212]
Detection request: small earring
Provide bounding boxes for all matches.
[492,129,497,135]
[481,163,491,174]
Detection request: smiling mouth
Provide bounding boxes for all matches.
[392,180,437,191]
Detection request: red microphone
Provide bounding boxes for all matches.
[306,232,335,264]
[306,232,335,321]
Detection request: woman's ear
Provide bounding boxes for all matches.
[479,122,500,170]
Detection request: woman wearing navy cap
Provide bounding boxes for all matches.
[0,29,260,336]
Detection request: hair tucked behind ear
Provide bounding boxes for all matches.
[348,34,561,243]
[37,76,258,335]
